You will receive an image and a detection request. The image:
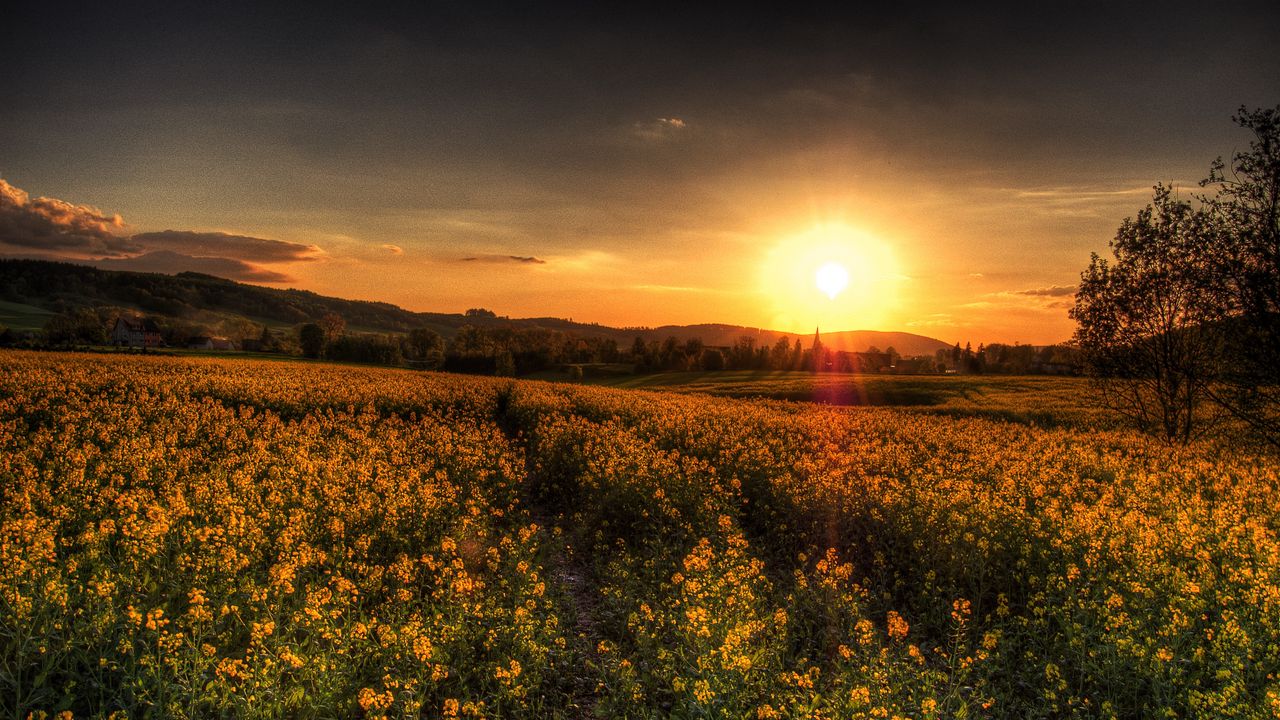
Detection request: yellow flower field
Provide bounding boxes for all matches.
[2,351,1278,718]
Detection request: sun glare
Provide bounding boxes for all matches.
[758,223,903,333]
[815,261,849,299]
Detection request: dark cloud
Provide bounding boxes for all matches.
[0,179,309,283]
[2,4,1275,343]
[0,178,137,257]
[2,4,1273,252]
[1017,285,1077,297]
[131,230,321,262]
[461,255,547,265]
[92,250,294,283]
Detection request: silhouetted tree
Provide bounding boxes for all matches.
[683,337,704,362]
[298,323,325,358]
[630,336,647,362]
[406,327,445,368]
[771,336,792,369]
[730,336,757,369]
[1199,106,1280,444]
[599,338,620,363]
[659,336,683,370]
[495,350,516,377]
[327,333,404,365]
[257,324,277,352]
[1071,185,1225,443]
[451,325,494,356]
[319,312,345,343]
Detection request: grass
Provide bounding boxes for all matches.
[0,299,56,331]
[588,370,1101,427]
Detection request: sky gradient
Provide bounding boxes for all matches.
[3,2,1278,344]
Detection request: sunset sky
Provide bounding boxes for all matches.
[2,2,1277,344]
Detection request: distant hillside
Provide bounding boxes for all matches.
[0,259,952,354]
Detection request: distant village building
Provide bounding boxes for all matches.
[111,316,163,348]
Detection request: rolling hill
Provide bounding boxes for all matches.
[0,259,953,355]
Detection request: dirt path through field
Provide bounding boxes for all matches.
[494,386,603,719]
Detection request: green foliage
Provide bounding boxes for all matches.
[495,351,516,377]
[42,308,107,346]
[297,323,324,358]
[318,311,346,342]
[325,333,405,365]
[406,327,445,368]
[699,347,725,371]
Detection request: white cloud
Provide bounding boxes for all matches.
[633,117,690,142]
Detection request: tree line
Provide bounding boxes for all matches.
[8,304,1080,379]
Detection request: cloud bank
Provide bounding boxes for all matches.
[130,230,321,263]
[94,250,294,283]
[1016,285,1076,297]
[0,179,316,282]
[0,178,136,257]
[461,254,547,265]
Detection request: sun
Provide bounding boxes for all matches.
[757,223,903,332]
[815,261,849,299]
